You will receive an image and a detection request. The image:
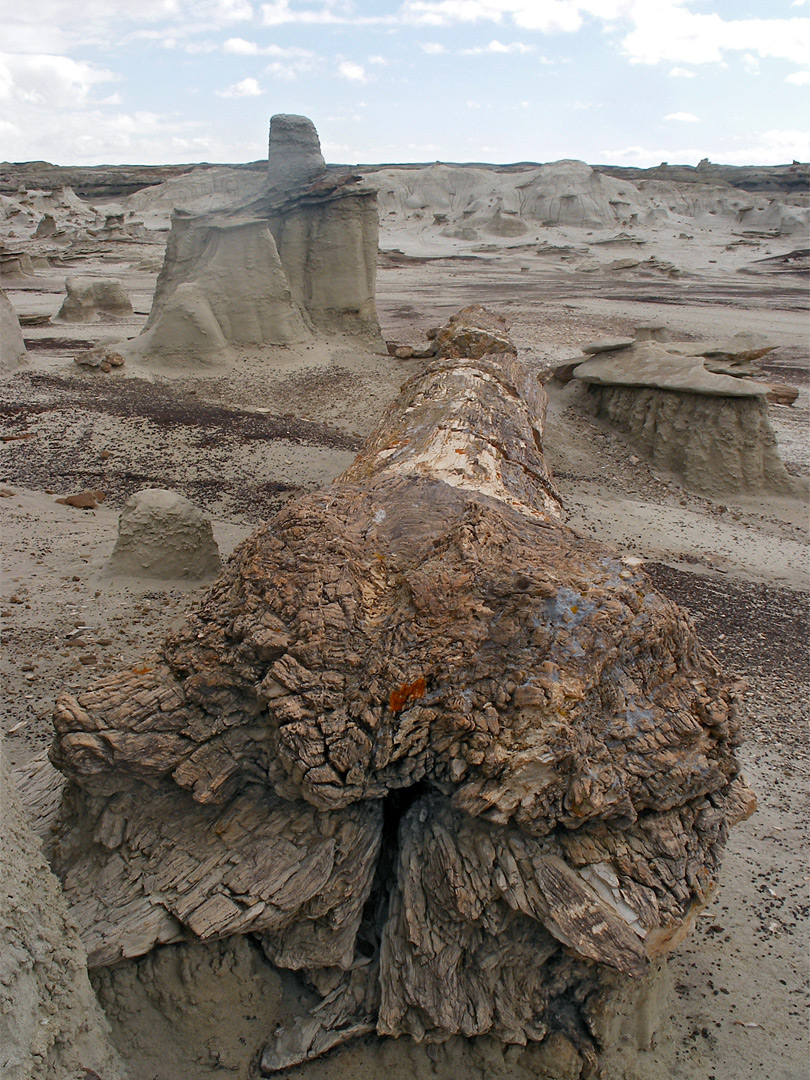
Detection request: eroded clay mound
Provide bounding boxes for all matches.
[0,753,124,1080]
[135,215,311,360]
[56,275,133,322]
[107,488,221,580]
[587,386,804,496]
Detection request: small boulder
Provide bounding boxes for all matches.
[74,347,125,373]
[107,489,221,580]
[56,490,106,510]
[634,323,671,343]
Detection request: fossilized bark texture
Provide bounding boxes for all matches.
[586,383,806,496]
[48,313,754,1071]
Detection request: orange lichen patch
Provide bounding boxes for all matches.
[133,666,153,675]
[455,448,466,454]
[389,676,426,713]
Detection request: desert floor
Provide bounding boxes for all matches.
[1,214,808,1079]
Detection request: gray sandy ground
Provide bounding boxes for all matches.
[0,200,807,1079]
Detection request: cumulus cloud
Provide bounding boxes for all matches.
[420,41,446,53]
[223,36,314,57]
[786,70,810,84]
[0,53,116,107]
[668,66,696,78]
[664,112,699,122]
[217,75,263,96]
[460,39,535,54]
[621,3,810,67]
[337,60,368,83]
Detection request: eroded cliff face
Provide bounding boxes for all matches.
[129,114,383,365]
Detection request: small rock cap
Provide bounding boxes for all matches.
[267,114,326,192]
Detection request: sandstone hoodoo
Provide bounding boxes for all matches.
[129,114,382,364]
[46,308,755,1074]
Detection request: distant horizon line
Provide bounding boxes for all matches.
[2,158,807,172]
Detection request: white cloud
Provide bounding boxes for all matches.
[0,53,116,107]
[664,112,699,122]
[742,53,759,74]
[368,54,388,65]
[261,0,352,24]
[266,56,316,78]
[420,41,446,53]
[668,66,695,78]
[337,60,368,83]
[786,70,810,84]
[217,76,263,96]
[621,4,810,67]
[460,39,534,54]
[223,37,313,56]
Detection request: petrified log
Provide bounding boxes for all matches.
[48,307,754,1074]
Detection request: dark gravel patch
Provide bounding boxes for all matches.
[646,562,809,747]
[0,373,361,452]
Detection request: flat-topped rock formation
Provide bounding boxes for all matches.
[46,308,754,1075]
[563,331,807,497]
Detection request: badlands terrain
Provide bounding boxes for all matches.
[0,144,808,1080]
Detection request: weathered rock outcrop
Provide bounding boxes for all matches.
[0,287,27,374]
[55,275,133,322]
[0,753,125,1080]
[48,309,753,1074]
[130,114,382,364]
[566,331,806,496]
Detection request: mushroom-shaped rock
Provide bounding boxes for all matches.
[49,309,754,1074]
[56,276,133,322]
[107,489,221,580]
[0,287,28,374]
[569,336,806,496]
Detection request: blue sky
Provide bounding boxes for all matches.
[1,0,808,167]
